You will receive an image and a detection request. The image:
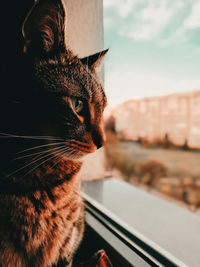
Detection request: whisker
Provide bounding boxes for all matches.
[14,144,67,160]
[29,146,72,168]
[7,146,68,177]
[17,139,89,155]
[17,141,68,155]
[24,146,72,176]
[48,147,76,171]
[61,147,77,160]
[0,132,64,141]
[46,145,79,170]
[46,152,66,171]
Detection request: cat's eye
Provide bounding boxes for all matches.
[71,97,84,114]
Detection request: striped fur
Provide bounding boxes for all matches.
[0,0,107,266]
[0,160,84,267]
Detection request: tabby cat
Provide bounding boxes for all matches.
[0,0,107,266]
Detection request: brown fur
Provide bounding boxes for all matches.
[0,160,84,267]
[0,0,107,266]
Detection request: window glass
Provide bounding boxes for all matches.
[103,0,200,213]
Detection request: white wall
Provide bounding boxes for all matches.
[64,0,104,57]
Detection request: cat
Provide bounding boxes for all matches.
[0,0,108,266]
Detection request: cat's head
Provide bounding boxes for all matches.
[3,0,108,161]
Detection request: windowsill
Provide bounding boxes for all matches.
[82,178,200,267]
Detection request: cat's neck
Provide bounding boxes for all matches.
[0,158,82,196]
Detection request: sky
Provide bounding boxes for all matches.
[103,0,200,107]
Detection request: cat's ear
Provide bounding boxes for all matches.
[22,0,66,56]
[80,49,109,70]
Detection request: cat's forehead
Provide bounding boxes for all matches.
[35,59,106,107]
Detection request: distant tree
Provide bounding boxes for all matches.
[182,139,189,150]
[139,159,168,186]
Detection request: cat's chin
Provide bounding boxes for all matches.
[61,150,96,161]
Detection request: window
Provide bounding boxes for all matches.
[80,1,200,266]
[103,0,200,214]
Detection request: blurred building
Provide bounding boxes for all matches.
[114,90,200,149]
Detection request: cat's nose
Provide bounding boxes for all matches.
[97,137,105,149]
[92,127,105,149]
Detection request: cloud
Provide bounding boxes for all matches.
[104,0,200,45]
[158,0,200,47]
[194,47,200,54]
[121,24,159,41]
[103,0,140,18]
[103,1,200,107]
[183,1,200,29]
[103,16,114,30]
[119,0,186,42]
